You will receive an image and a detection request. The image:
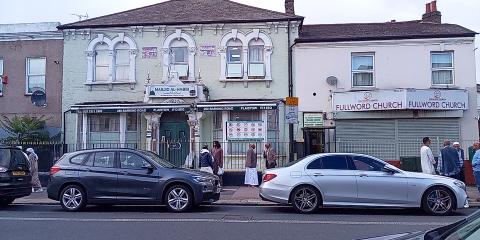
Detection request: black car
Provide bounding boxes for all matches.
[0,145,32,207]
[47,148,221,212]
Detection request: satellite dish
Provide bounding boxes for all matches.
[31,89,47,107]
[326,76,338,86]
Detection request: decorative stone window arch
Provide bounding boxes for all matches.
[162,29,197,82]
[245,30,273,80]
[86,33,138,85]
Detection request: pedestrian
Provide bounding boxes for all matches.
[244,144,258,187]
[199,145,214,174]
[453,142,465,182]
[211,141,224,185]
[472,142,480,201]
[26,148,43,193]
[437,140,460,178]
[264,142,277,169]
[420,137,436,174]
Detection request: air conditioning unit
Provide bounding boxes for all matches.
[227,63,243,78]
[248,63,265,77]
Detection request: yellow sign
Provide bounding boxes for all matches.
[286,97,298,106]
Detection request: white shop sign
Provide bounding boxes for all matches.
[333,89,468,112]
[149,85,197,98]
[227,121,265,140]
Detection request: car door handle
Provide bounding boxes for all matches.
[313,173,323,177]
[359,174,368,177]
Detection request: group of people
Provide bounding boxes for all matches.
[198,142,277,187]
[420,137,466,181]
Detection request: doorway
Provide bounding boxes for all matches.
[303,128,325,155]
[158,112,190,166]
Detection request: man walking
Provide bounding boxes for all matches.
[26,148,42,193]
[420,137,436,174]
[437,140,460,178]
[263,143,277,169]
[453,142,465,182]
[471,142,480,201]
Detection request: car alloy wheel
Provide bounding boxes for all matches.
[60,185,86,212]
[292,186,319,213]
[426,189,452,214]
[166,185,191,212]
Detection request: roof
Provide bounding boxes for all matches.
[297,21,477,43]
[0,22,63,41]
[58,0,303,29]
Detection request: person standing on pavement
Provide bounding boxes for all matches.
[264,143,277,169]
[471,142,480,201]
[453,142,465,182]
[244,144,258,187]
[199,145,214,174]
[211,141,224,185]
[437,140,460,178]
[420,137,436,175]
[26,148,42,193]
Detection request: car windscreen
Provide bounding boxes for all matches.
[139,150,176,168]
[0,148,12,168]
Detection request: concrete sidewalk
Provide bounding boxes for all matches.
[14,186,480,207]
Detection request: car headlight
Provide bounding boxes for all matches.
[193,176,214,185]
[454,180,466,191]
[0,167,7,173]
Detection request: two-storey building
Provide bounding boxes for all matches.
[0,22,63,139]
[60,0,302,168]
[293,1,477,164]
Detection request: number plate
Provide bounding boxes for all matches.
[12,171,26,176]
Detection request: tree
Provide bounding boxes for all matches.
[0,115,50,142]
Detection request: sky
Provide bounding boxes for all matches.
[1,0,479,78]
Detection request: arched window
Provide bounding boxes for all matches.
[170,39,189,80]
[114,42,130,81]
[94,42,110,82]
[162,30,196,82]
[226,39,243,78]
[248,39,265,78]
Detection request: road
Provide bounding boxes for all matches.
[0,204,476,240]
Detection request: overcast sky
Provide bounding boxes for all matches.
[1,0,479,78]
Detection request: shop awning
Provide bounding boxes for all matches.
[197,100,279,111]
[70,102,191,113]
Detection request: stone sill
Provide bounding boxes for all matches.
[350,87,377,91]
[219,78,272,88]
[85,81,136,90]
[430,85,460,89]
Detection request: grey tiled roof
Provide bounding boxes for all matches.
[297,21,477,43]
[59,0,303,29]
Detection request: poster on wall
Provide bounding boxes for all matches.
[303,112,324,128]
[227,121,265,140]
[199,45,217,57]
[142,47,158,59]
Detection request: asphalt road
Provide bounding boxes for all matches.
[0,204,476,240]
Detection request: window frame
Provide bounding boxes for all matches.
[92,151,116,168]
[431,51,455,86]
[306,155,350,170]
[119,151,154,170]
[25,57,46,95]
[113,43,131,82]
[349,155,385,172]
[351,53,375,88]
[89,114,120,133]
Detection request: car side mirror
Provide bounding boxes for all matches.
[382,165,396,174]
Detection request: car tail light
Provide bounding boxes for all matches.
[50,166,61,175]
[263,173,277,182]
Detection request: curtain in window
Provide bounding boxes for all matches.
[249,46,264,63]
[432,53,453,68]
[115,43,130,81]
[95,44,110,81]
[171,47,188,63]
[353,73,374,87]
[432,70,453,84]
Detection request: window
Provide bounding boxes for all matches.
[170,47,189,78]
[0,59,3,95]
[307,155,349,170]
[267,110,278,130]
[248,39,265,77]
[114,43,130,81]
[306,158,322,169]
[119,152,149,170]
[227,39,243,78]
[229,111,261,121]
[93,152,115,168]
[94,43,110,82]
[351,155,385,171]
[26,57,46,94]
[432,52,454,85]
[70,154,88,165]
[352,54,374,87]
[162,31,196,82]
[126,113,138,131]
[89,114,119,132]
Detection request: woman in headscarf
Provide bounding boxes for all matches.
[26,148,42,193]
[211,141,224,185]
[244,144,258,187]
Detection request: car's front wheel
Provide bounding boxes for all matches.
[422,186,455,216]
[60,185,86,212]
[164,185,193,213]
[0,198,15,207]
[291,186,321,214]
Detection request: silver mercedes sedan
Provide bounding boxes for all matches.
[259,153,468,215]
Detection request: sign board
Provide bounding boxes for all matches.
[303,112,324,128]
[71,107,190,114]
[199,45,217,57]
[198,105,276,112]
[142,47,158,59]
[285,97,299,124]
[227,121,265,140]
[333,89,468,112]
[149,85,197,98]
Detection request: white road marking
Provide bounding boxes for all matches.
[0,216,449,226]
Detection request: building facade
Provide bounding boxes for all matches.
[60,0,302,168]
[0,22,63,139]
[293,2,478,163]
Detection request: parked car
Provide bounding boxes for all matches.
[0,145,32,206]
[47,148,221,212]
[259,153,468,216]
[359,210,480,240]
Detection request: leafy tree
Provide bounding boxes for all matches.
[0,115,50,142]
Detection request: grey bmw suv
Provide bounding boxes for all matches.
[47,148,221,212]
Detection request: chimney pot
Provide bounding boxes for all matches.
[422,1,442,23]
[431,0,437,11]
[426,2,431,13]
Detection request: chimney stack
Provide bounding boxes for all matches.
[285,0,295,15]
[422,0,442,23]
